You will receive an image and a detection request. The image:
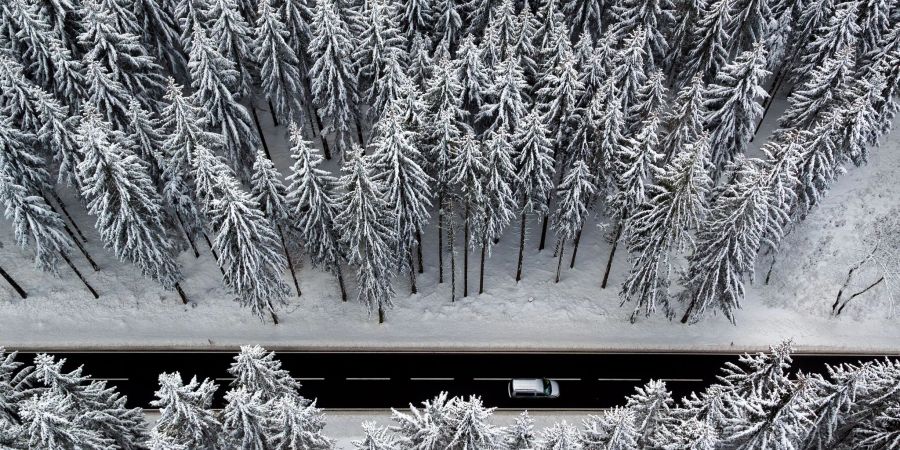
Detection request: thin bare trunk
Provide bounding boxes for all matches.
[61,252,98,298]
[833,248,877,313]
[48,190,87,242]
[416,229,424,273]
[569,227,582,268]
[270,310,279,325]
[555,239,566,283]
[250,106,273,160]
[601,222,622,289]
[438,193,444,283]
[378,305,384,323]
[836,277,885,316]
[174,211,200,258]
[516,212,526,282]
[336,265,348,302]
[0,265,27,299]
[479,242,486,294]
[277,225,301,296]
[448,199,456,302]
[268,99,279,126]
[408,253,418,294]
[463,203,469,297]
[203,232,226,276]
[355,117,365,147]
[538,214,549,251]
[174,282,188,304]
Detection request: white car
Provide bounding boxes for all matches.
[508,378,560,398]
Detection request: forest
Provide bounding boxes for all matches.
[0,0,898,324]
[1,344,899,449]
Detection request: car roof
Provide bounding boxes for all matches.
[511,379,544,391]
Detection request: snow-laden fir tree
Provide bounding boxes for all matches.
[18,392,113,450]
[665,0,703,74]
[659,74,706,162]
[855,0,892,58]
[96,0,143,36]
[407,33,435,90]
[0,116,72,274]
[173,0,210,54]
[3,0,64,89]
[150,372,222,450]
[284,124,348,301]
[572,32,606,107]
[254,0,306,125]
[431,0,463,49]
[583,407,640,449]
[423,108,465,285]
[534,0,567,57]
[620,134,712,321]
[126,100,166,181]
[368,108,433,294]
[449,396,502,450]
[269,396,334,450]
[512,5,540,84]
[354,421,398,450]
[478,56,529,135]
[448,131,486,297]
[390,392,457,449]
[369,52,411,119]
[398,0,434,36]
[779,47,855,132]
[74,107,184,293]
[678,0,734,87]
[222,387,269,450]
[784,0,838,70]
[79,0,166,109]
[611,27,648,114]
[625,380,674,446]
[455,36,492,116]
[513,111,555,282]
[791,1,860,85]
[729,0,772,56]
[85,60,133,131]
[0,55,42,132]
[227,345,303,403]
[46,40,87,109]
[505,411,535,450]
[475,130,517,293]
[536,420,580,450]
[354,0,406,108]
[481,0,518,66]
[551,159,596,282]
[336,147,397,323]
[703,43,769,172]
[536,49,584,153]
[189,25,259,177]
[609,0,675,70]
[207,0,257,98]
[134,0,186,79]
[564,0,604,40]
[309,0,360,158]
[33,353,147,449]
[534,20,573,98]
[594,81,627,183]
[627,70,668,134]
[193,145,290,322]
[250,150,301,296]
[425,58,466,120]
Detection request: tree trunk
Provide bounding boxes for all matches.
[463,203,469,297]
[277,225,302,296]
[203,232,226,276]
[448,199,456,302]
[752,69,784,141]
[538,214,549,251]
[270,310,279,325]
[313,110,332,160]
[408,253,418,294]
[355,117,365,147]
[479,242,486,294]
[516,212,526,282]
[438,193,444,283]
[65,224,100,271]
[268,99,279,126]
[555,239,566,283]
[175,282,188,304]
[305,103,320,136]
[0,264,27,299]
[416,229,424,273]
[48,190,87,242]
[61,252,98,299]
[250,106,274,160]
[336,265,348,302]
[569,227,582,268]
[680,299,696,324]
[836,277,885,316]
[601,222,621,289]
[174,211,200,258]
[378,305,384,323]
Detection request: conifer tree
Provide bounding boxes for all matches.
[551,159,595,283]
[355,0,406,105]
[792,1,860,85]
[856,0,892,59]
[18,392,112,450]
[476,130,517,293]
[269,396,333,450]
[208,0,257,98]
[4,0,63,89]
[620,134,712,321]
[222,387,269,450]
[703,44,769,172]
[536,421,580,450]
[610,0,675,70]
[424,109,464,285]
[408,33,434,90]
[594,81,627,186]
[455,36,492,116]
[513,111,555,282]
[679,0,734,87]
[449,396,502,449]
[85,60,133,131]
[75,108,185,298]
[779,48,855,131]
[478,57,529,134]
[174,0,209,54]
[336,147,397,323]
[659,74,706,162]
[251,151,301,296]
[564,0,604,40]
[309,0,361,157]
[151,373,222,450]
[255,0,306,125]
[627,70,668,133]
[512,6,540,83]
[537,49,584,152]
[665,0,703,74]
[134,0,186,79]
[355,422,399,450]
[505,411,536,450]
[284,125,348,301]
[425,58,466,120]
[46,40,87,109]
[399,0,434,36]
[369,52,410,120]
[448,131,486,298]
[611,28,649,114]
[432,0,463,48]
[368,109,433,294]
[228,345,303,403]
[125,100,167,180]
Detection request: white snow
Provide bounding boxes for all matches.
[0,103,898,353]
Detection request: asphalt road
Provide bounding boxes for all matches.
[8,352,890,410]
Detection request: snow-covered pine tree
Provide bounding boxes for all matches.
[407,33,434,90]
[369,52,410,120]
[594,81,627,186]
[284,124,348,301]
[85,60,133,131]
[703,43,769,172]
[79,0,166,110]
[355,421,399,450]
[534,0,566,56]
[602,113,663,289]
[449,396,502,450]
[174,0,210,54]
[447,131,486,297]
[46,40,87,109]
[609,0,675,70]
[536,421,580,450]
[678,0,734,87]
[222,387,269,450]
[481,0,518,65]
[208,0,257,98]
[791,1,860,85]
[390,392,457,449]
[254,0,306,126]
[779,47,855,132]
[659,74,705,162]
[455,36,492,117]
[399,0,434,36]
[3,0,64,89]
[228,345,303,403]
[425,57,466,120]
[611,27,649,114]
[551,159,595,282]
[625,380,674,446]
[432,0,463,49]
[336,147,397,323]
[269,397,334,450]
[134,0,186,79]
[18,392,113,450]
[512,5,540,84]
[33,353,147,448]
[424,108,464,285]
[505,411,535,450]
[536,49,583,155]
[75,108,185,298]
[730,0,772,56]
[620,134,712,321]
[125,100,167,182]
[309,0,360,158]
[475,130,517,293]
[250,150,301,296]
[151,372,222,450]
[478,56,529,135]
[580,407,639,449]
[355,0,406,110]
[513,111,555,282]
[368,108,433,294]
[194,145,291,322]
[573,31,607,108]
[189,25,259,177]
[279,0,314,79]
[564,0,604,40]
[627,70,668,134]
[534,18,572,99]
[665,0,703,75]
[96,0,143,36]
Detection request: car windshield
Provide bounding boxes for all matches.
[543,379,551,395]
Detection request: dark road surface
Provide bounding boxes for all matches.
[8,352,891,410]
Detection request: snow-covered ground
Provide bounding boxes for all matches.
[1,104,898,353]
